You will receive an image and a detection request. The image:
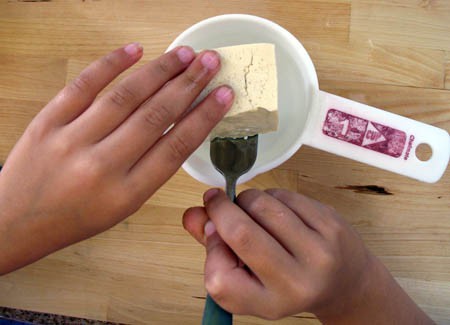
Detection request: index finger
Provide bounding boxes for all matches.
[204,189,296,288]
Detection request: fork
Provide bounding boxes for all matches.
[202,134,258,325]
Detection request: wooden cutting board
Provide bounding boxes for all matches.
[0,1,449,324]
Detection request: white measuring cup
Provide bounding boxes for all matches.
[168,14,450,185]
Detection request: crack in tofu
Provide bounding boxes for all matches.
[243,51,254,99]
[193,43,278,138]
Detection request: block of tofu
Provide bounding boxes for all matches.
[196,43,278,138]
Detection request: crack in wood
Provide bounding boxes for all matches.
[191,295,206,300]
[336,185,393,195]
[12,0,52,2]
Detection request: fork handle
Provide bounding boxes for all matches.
[202,295,232,325]
[225,176,238,201]
[202,175,237,325]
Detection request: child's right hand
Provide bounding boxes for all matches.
[183,188,433,324]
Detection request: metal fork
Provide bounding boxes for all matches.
[202,134,258,325]
[210,135,259,200]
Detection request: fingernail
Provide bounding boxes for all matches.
[201,51,219,70]
[124,42,143,57]
[204,220,216,238]
[203,188,220,204]
[215,86,234,105]
[177,46,195,64]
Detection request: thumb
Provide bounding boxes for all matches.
[182,206,209,246]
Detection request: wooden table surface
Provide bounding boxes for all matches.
[0,0,449,324]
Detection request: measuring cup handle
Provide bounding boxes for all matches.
[302,91,450,183]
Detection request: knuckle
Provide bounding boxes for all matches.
[264,188,282,197]
[156,57,171,74]
[72,156,103,186]
[49,135,72,157]
[205,272,227,302]
[205,193,228,213]
[69,73,91,94]
[25,118,50,142]
[167,132,192,161]
[229,223,253,251]
[326,217,345,242]
[316,246,337,272]
[246,192,269,215]
[198,101,221,124]
[108,84,136,107]
[100,53,118,69]
[237,188,260,203]
[143,102,172,128]
[182,71,201,92]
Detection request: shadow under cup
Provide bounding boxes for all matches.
[168,14,319,186]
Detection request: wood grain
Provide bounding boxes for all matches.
[445,51,450,89]
[306,40,444,88]
[0,56,66,102]
[0,0,350,57]
[350,0,450,51]
[0,98,43,160]
[0,0,449,324]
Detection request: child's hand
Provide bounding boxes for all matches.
[183,188,372,319]
[0,43,233,274]
[183,188,433,324]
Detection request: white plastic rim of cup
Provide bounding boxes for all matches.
[167,14,450,185]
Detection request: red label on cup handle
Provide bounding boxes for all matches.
[322,109,415,159]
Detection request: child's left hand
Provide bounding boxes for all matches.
[0,43,233,274]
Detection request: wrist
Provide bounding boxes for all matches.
[0,183,44,275]
[316,254,433,325]
[314,253,387,323]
